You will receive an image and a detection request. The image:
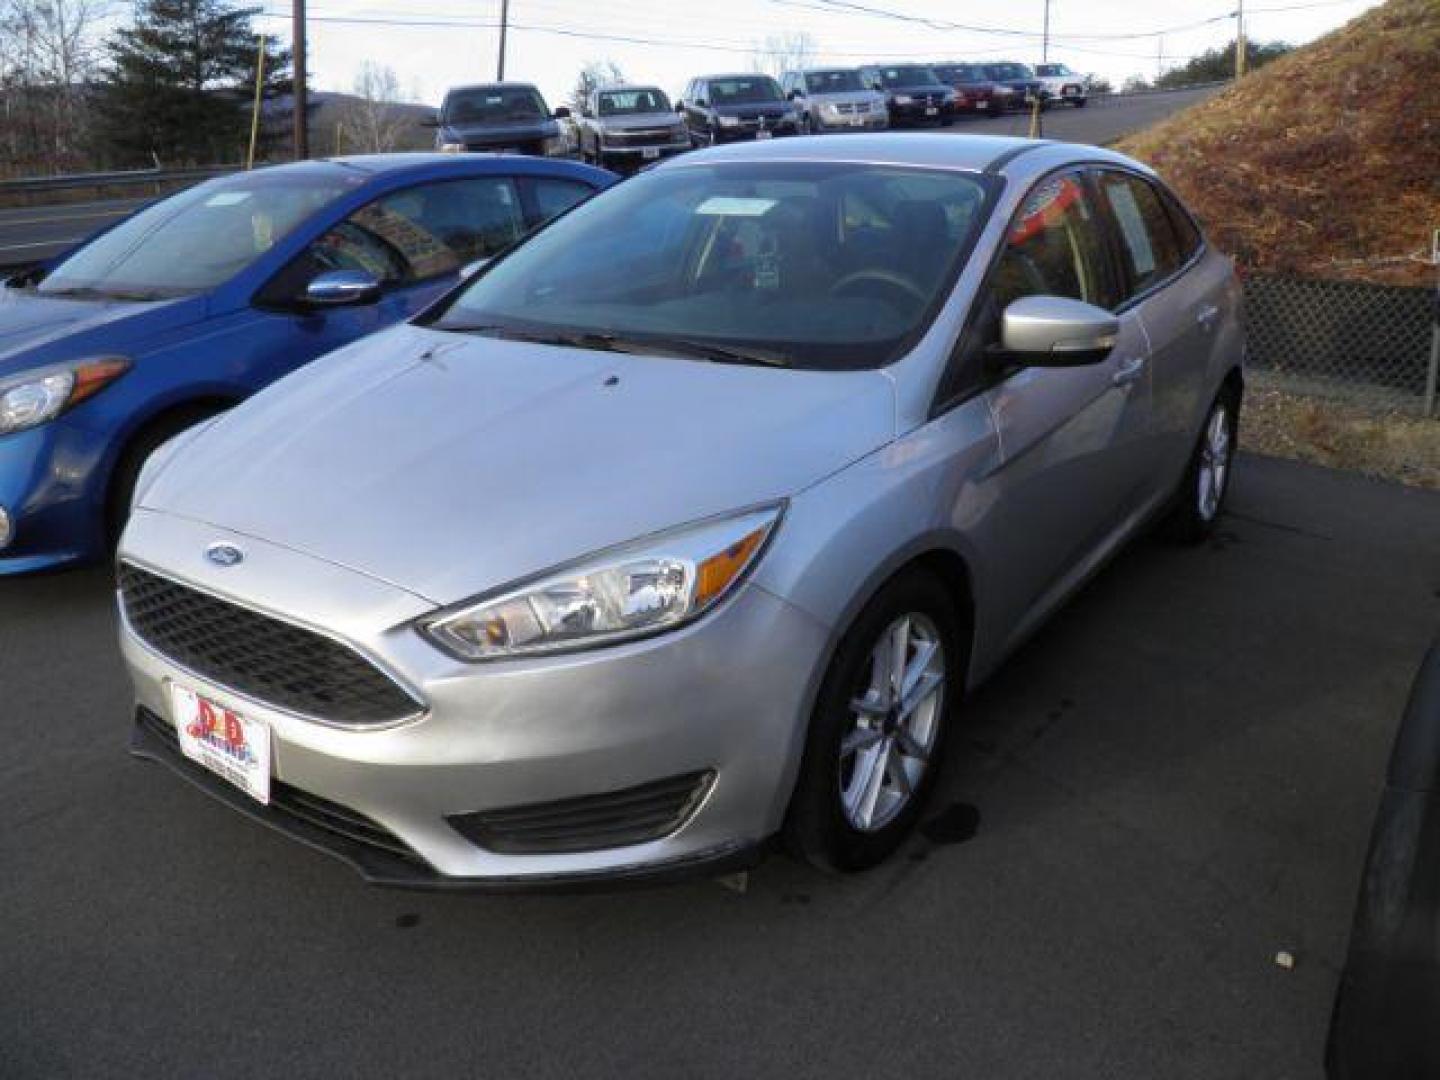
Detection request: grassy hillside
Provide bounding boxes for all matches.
[1118,0,1440,285]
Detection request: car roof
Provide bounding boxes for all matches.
[443,82,540,94]
[660,133,1146,180]
[695,72,779,81]
[251,154,614,191]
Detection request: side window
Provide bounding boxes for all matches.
[1095,171,1183,295]
[526,178,593,225]
[991,171,1116,312]
[1158,185,1203,262]
[361,176,526,274]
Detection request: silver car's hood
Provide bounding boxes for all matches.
[143,324,896,604]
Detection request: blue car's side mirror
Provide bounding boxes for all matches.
[304,270,381,308]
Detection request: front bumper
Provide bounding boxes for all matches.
[598,142,690,162]
[887,101,955,124]
[0,419,109,575]
[711,123,801,143]
[812,112,888,132]
[119,511,829,886]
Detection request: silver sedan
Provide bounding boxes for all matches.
[118,133,1244,887]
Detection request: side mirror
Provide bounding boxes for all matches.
[420,114,439,128]
[694,98,708,108]
[553,106,571,119]
[304,269,381,307]
[999,296,1119,366]
[787,90,799,101]
[674,100,685,113]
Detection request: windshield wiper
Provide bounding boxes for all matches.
[439,324,793,367]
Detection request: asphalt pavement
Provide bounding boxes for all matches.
[0,86,1223,270]
[2,451,1437,1078]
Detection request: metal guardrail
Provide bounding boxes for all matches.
[0,164,238,197]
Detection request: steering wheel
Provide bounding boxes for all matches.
[829,268,929,306]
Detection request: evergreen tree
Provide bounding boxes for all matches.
[94,0,291,167]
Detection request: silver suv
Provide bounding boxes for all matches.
[576,85,691,170]
[780,68,887,133]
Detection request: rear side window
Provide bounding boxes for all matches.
[1158,185,1203,262]
[991,171,1117,311]
[526,177,593,224]
[1095,171,1183,295]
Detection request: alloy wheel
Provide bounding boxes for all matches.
[1197,402,1232,522]
[839,613,946,833]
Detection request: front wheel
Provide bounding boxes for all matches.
[784,568,963,872]
[1165,386,1240,543]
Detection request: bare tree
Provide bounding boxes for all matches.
[0,0,108,174]
[750,31,816,79]
[336,60,408,154]
[568,59,625,113]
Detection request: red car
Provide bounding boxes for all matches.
[931,62,1004,115]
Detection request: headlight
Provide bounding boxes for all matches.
[440,141,465,153]
[894,94,912,105]
[717,115,740,128]
[0,357,130,437]
[421,505,782,661]
[994,85,1014,96]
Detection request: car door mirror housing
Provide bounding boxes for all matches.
[553,106,571,119]
[999,295,1119,367]
[674,100,685,112]
[304,269,382,308]
[694,98,708,108]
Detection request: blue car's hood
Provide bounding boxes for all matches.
[0,285,204,377]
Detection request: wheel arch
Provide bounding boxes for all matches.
[102,393,240,530]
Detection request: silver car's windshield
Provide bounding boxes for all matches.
[598,88,671,115]
[37,167,359,299]
[429,162,992,370]
[804,70,866,93]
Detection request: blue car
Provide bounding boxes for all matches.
[0,152,614,574]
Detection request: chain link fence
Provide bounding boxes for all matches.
[1243,273,1439,416]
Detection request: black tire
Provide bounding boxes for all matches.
[784,566,965,872]
[106,405,226,548]
[1164,383,1241,544]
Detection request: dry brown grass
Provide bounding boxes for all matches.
[1117,0,1440,287]
[1241,382,1440,488]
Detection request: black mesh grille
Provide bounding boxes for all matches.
[137,707,422,864]
[119,563,420,726]
[448,771,715,854]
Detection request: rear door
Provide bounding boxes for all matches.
[1091,168,1218,491]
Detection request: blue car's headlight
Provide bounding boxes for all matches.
[0,357,130,436]
[420,505,783,661]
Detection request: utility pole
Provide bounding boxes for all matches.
[292,0,308,159]
[497,0,509,80]
[1041,0,1050,62]
[1235,0,1247,79]
[1157,34,1164,82]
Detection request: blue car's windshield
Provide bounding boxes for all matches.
[37,166,361,300]
[428,162,992,371]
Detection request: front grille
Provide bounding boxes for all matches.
[119,562,420,726]
[448,771,715,854]
[137,707,424,865]
[606,127,678,146]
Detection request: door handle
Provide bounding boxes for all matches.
[1111,356,1146,388]
[1196,303,1220,330]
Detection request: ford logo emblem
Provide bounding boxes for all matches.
[206,543,244,568]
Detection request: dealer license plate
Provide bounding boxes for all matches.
[171,683,272,805]
[642,147,660,159]
[925,107,938,116]
[755,130,772,139]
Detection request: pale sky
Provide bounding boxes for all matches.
[251,0,1382,109]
